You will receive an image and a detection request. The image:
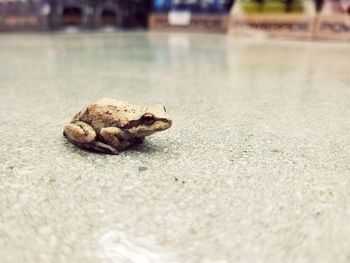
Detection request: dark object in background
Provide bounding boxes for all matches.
[0,0,52,31]
[200,0,235,13]
[122,0,152,28]
[56,0,152,30]
[50,0,93,30]
[315,0,323,12]
[285,0,293,12]
[91,0,123,28]
[91,0,152,29]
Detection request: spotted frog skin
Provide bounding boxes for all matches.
[63,98,172,154]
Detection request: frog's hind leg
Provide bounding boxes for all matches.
[64,121,96,144]
[100,127,130,151]
[63,121,118,154]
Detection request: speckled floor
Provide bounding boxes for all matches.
[1,32,350,263]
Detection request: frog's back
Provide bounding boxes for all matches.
[72,98,144,131]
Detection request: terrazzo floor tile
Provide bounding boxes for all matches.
[1,32,350,263]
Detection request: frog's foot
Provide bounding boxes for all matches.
[89,141,119,155]
[100,127,130,151]
[64,121,118,154]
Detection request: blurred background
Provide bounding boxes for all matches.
[0,0,349,41]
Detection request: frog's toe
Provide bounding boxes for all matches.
[93,141,119,155]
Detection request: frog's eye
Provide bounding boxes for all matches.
[141,114,155,125]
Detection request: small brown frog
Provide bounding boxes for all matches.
[63,98,172,154]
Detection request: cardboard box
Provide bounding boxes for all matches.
[229,0,316,39]
[149,12,229,33]
[0,0,94,31]
[230,13,315,39]
[0,0,52,31]
[315,0,350,41]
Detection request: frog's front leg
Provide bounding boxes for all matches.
[64,121,118,154]
[100,127,130,151]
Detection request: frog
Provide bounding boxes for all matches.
[63,98,172,154]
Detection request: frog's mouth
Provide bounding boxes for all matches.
[126,119,172,137]
[124,118,172,130]
[153,119,172,131]
[139,119,172,134]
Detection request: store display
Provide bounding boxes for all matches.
[315,0,350,41]
[149,0,233,33]
[229,0,316,39]
[0,0,151,31]
[0,0,52,31]
[0,0,349,43]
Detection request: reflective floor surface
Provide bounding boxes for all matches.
[1,32,350,263]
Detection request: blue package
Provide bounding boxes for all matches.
[153,0,232,13]
[153,0,172,12]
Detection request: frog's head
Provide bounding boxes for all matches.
[126,104,172,137]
